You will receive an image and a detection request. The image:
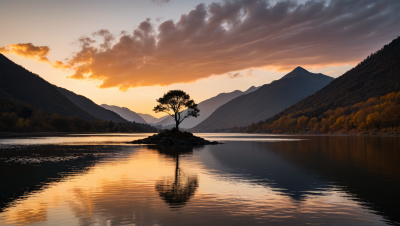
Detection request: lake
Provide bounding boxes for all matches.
[0,133,399,226]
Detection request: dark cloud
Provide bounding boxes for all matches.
[16,0,400,91]
[92,29,115,50]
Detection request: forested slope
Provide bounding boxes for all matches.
[0,54,95,121]
[56,86,127,123]
[0,98,157,132]
[266,36,400,123]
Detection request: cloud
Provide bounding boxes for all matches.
[52,60,71,70]
[0,43,50,63]
[4,0,400,91]
[227,72,242,78]
[0,43,72,70]
[152,0,171,5]
[63,0,400,91]
[92,29,115,50]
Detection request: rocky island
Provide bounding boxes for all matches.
[131,128,222,145]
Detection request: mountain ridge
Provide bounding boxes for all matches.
[265,36,400,123]
[154,85,260,128]
[100,104,147,124]
[192,68,333,131]
[137,113,157,124]
[0,53,96,121]
[55,86,128,123]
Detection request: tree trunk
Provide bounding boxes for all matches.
[174,113,179,131]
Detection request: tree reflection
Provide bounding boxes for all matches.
[148,145,200,208]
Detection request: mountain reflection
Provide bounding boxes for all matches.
[148,145,199,208]
[204,136,400,225]
[205,142,328,201]
[264,136,400,226]
[0,136,399,225]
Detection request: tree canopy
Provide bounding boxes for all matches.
[153,90,200,130]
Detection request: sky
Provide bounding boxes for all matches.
[1,0,399,117]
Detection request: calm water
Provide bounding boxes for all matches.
[0,133,399,226]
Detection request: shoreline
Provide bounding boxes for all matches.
[193,131,400,137]
[0,131,399,139]
[0,132,155,139]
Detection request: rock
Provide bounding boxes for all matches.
[131,128,223,146]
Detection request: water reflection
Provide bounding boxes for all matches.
[0,134,398,226]
[202,142,329,201]
[0,145,115,212]
[149,145,199,208]
[8,204,47,225]
[263,136,400,225]
[198,137,400,225]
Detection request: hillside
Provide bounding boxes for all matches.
[136,113,169,124]
[100,104,147,124]
[266,37,400,123]
[137,113,157,124]
[150,115,170,124]
[0,54,95,121]
[155,86,259,128]
[55,86,127,123]
[245,91,400,134]
[241,37,400,135]
[192,67,333,131]
[0,98,157,133]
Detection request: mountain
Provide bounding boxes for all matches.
[192,67,333,131]
[100,104,147,124]
[137,113,158,124]
[55,86,127,123]
[0,54,95,120]
[150,115,170,125]
[154,86,259,128]
[265,36,400,123]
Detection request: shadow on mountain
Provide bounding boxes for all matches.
[148,145,200,208]
[0,145,122,212]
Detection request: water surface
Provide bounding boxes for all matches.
[0,134,399,225]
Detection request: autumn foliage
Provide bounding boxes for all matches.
[242,91,400,134]
[216,91,400,134]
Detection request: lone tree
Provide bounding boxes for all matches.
[153,90,200,130]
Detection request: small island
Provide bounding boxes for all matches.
[132,90,222,146]
[131,128,221,145]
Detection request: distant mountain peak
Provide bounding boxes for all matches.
[293,66,307,72]
[191,67,333,131]
[100,104,147,124]
[282,66,326,80]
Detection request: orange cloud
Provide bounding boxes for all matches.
[0,43,72,70]
[52,60,71,70]
[63,0,400,91]
[3,0,400,91]
[0,43,50,63]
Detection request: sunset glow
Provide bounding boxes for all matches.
[1,0,399,116]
